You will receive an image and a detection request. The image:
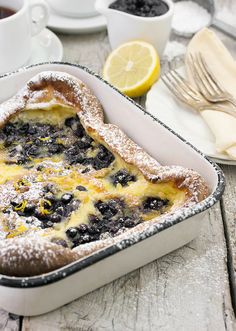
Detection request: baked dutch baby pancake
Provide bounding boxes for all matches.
[0,72,208,276]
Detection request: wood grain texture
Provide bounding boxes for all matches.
[60,31,110,75]
[22,26,236,331]
[0,311,20,331]
[22,204,235,331]
[221,165,236,311]
[2,0,236,330]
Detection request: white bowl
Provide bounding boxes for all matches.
[95,0,174,57]
[0,62,224,316]
[47,0,98,18]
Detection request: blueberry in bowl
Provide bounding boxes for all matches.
[109,0,169,17]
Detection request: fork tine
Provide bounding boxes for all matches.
[162,73,193,103]
[188,54,215,97]
[162,71,197,103]
[199,53,236,108]
[170,70,201,101]
[161,74,187,103]
[165,72,195,101]
[196,53,220,95]
[168,71,198,102]
[198,53,224,94]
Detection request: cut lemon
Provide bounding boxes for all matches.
[103,40,160,98]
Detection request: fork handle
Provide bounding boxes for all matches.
[228,97,236,108]
[199,105,236,119]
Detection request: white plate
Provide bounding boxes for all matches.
[146,69,236,165]
[28,28,63,65]
[47,8,107,34]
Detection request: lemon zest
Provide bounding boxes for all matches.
[14,200,27,212]
[39,199,53,215]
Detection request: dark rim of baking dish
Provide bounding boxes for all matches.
[0,62,225,288]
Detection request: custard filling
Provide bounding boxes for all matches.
[0,106,187,248]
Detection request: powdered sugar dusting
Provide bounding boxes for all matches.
[0,236,79,276]
[0,70,212,277]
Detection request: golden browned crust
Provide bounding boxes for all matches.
[0,237,79,277]
[0,71,209,277]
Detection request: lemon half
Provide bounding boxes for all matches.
[103,40,160,98]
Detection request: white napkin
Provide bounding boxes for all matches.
[186,28,236,160]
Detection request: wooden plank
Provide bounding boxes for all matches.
[58,31,110,75]
[23,204,235,331]
[22,29,235,330]
[166,1,236,315]
[221,165,236,311]
[0,311,20,331]
[2,1,236,329]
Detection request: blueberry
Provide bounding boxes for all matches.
[89,215,100,224]
[81,167,90,174]
[34,211,50,221]
[0,130,5,141]
[65,117,85,137]
[124,217,136,228]
[9,148,17,157]
[18,123,29,134]
[77,135,93,149]
[109,0,168,17]
[88,225,101,235]
[66,227,78,239]
[4,136,15,147]
[109,224,121,234]
[111,169,136,187]
[37,164,45,171]
[65,148,86,165]
[79,234,91,243]
[56,206,64,215]
[28,126,37,135]
[95,200,118,218]
[74,125,85,138]
[61,193,73,204]
[65,145,79,156]
[65,117,76,128]
[3,123,15,135]
[36,124,55,138]
[92,145,115,170]
[77,224,88,233]
[43,183,55,193]
[24,203,36,216]
[48,144,64,155]
[143,197,169,211]
[72,232,92,247]
[50,214,62,223]
[76,185,87,191]
[17,156,28,164]
[10,200,20,207]
[26,145,39,156]
[97,145,110,161]
[42,220,54,228]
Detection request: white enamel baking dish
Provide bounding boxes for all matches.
[0,63,225,316]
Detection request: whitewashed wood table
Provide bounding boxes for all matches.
[1,1,236,330]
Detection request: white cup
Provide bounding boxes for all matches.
[47,0,98,18]
[95,0,174,57]
[0,0,49,74]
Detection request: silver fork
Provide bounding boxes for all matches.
[161,70,236,119]
[187,53,236,108]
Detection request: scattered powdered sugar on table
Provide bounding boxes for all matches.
[172,1,211,35]
[163,41,186,61]
[215,6,236,28]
